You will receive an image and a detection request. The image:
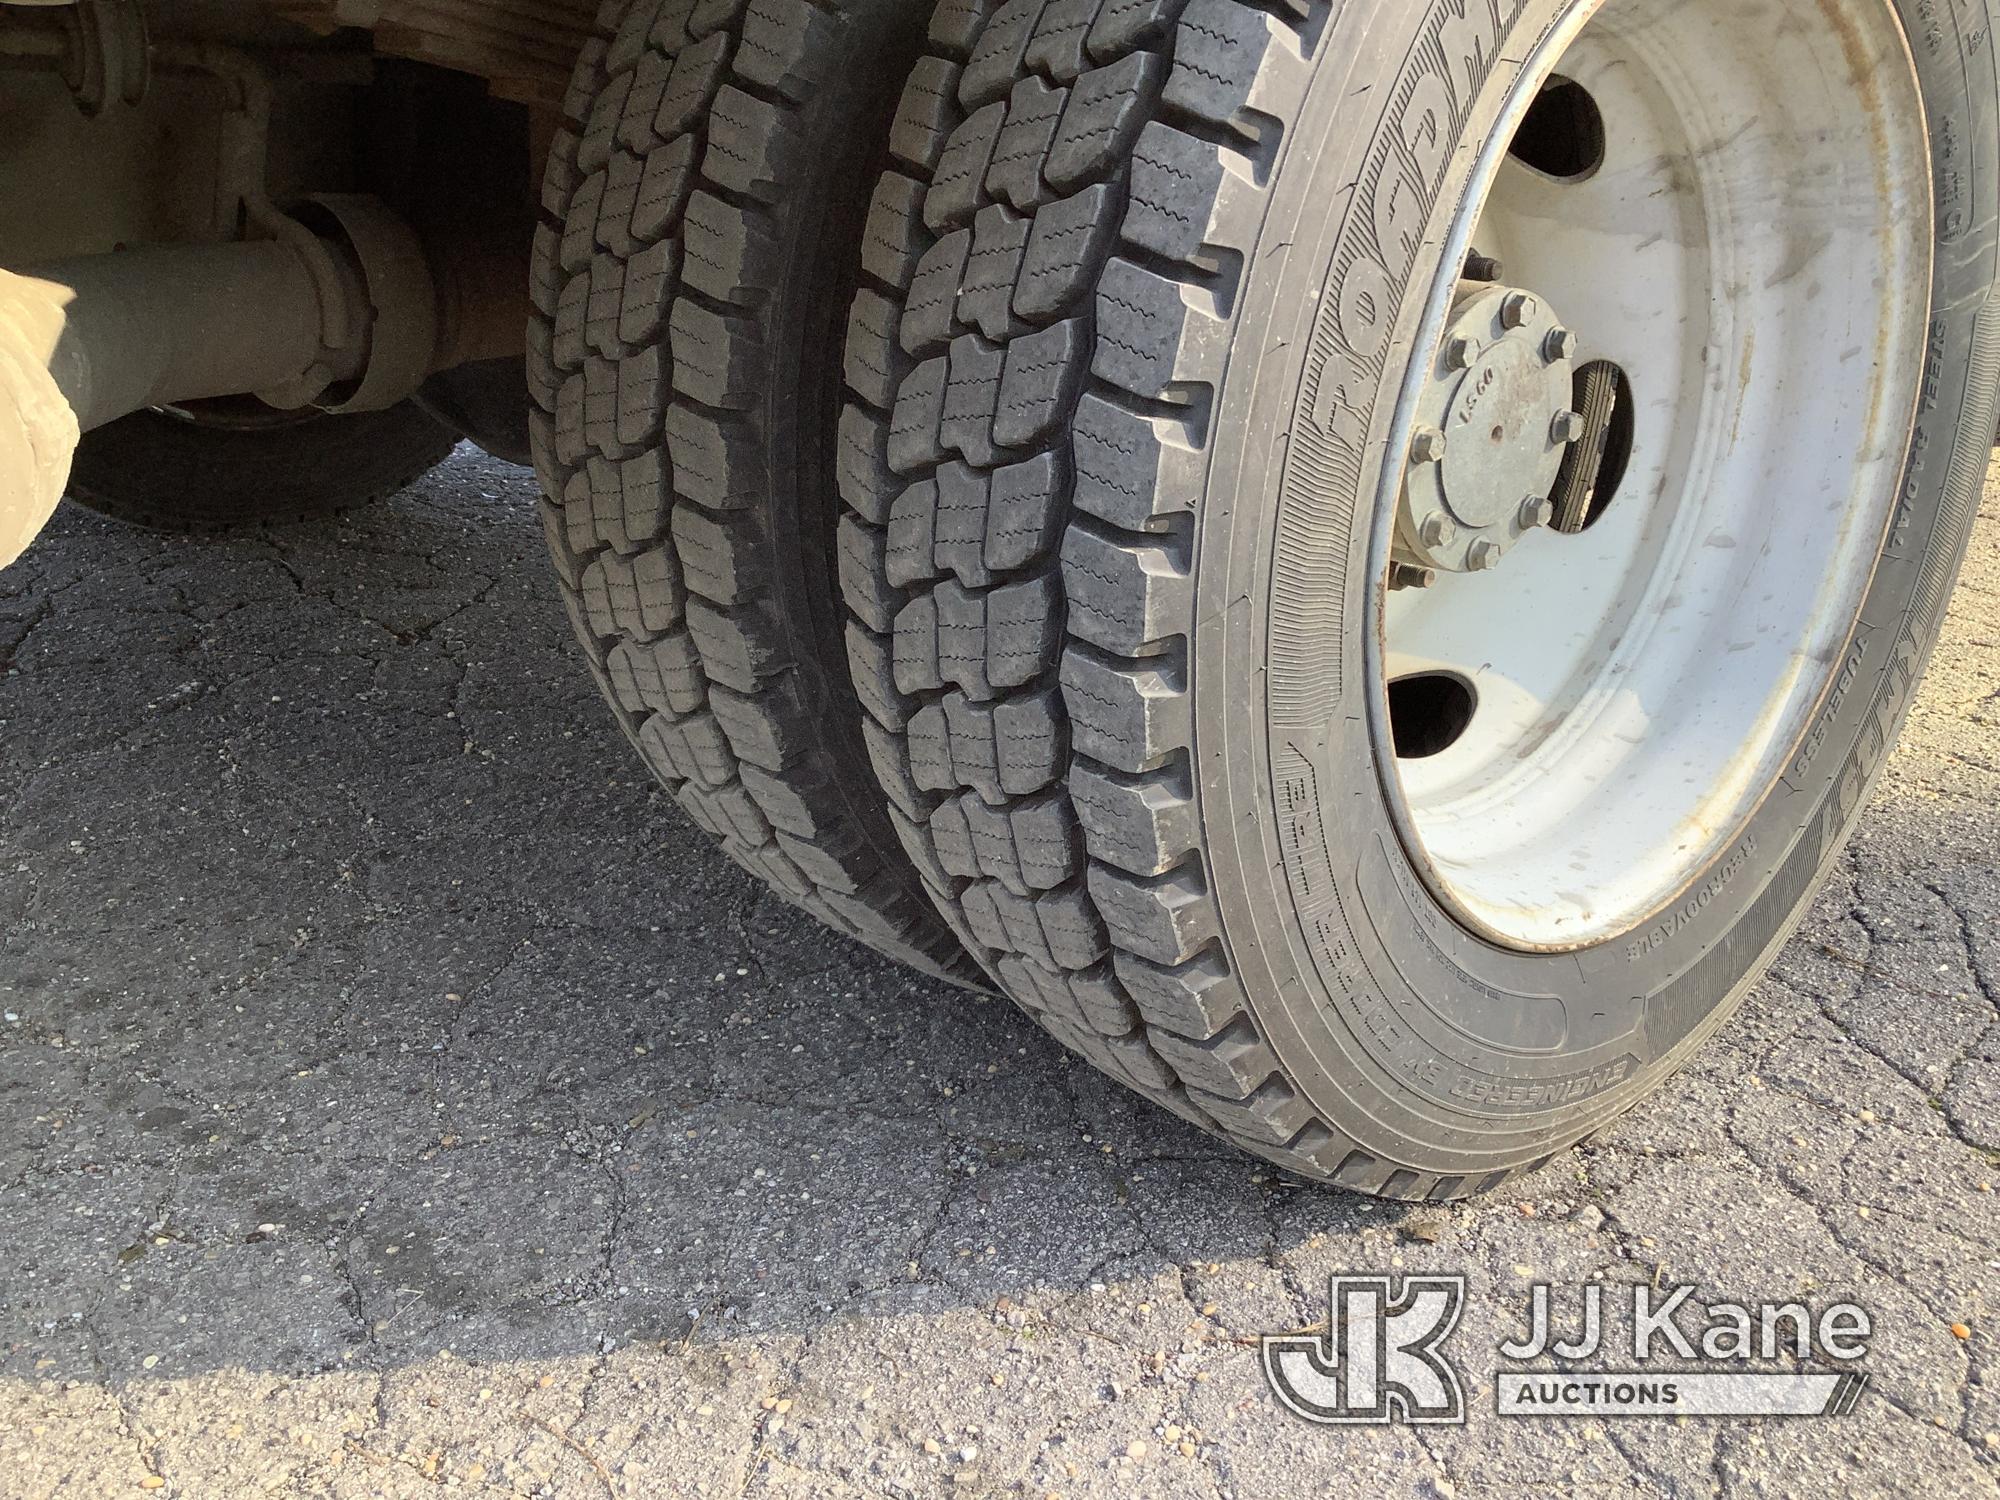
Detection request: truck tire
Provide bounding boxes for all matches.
[66,400,457,533]
[530,0,979,982]
[841,0,2000,1194]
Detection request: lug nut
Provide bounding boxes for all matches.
[1468,540,1505,571]
[1551,410,1586,444]
[1410,427,1448,465]
[1519,496,1556,530]
[1444,335,1478,371]
[1543,327,1579,363]
[1418,512,1456,548]
[1501,292,1539,329]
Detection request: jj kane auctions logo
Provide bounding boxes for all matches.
[1262,1276,1872,1424]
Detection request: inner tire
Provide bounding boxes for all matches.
[530,0,979,983]
[66,400,458,533]
[840,0,2000,1195]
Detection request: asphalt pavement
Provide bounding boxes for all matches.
[1,450,1996,1498]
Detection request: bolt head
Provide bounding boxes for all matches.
[1418,512,1456,549]
[1468,540,1505,571]
[1501,292,1539,330]
[1410,427,1448,465]
[1551,410,1587,444]
[1444,335,1478,371]
[1519,496,1556,530]
[1544,327,1579,364]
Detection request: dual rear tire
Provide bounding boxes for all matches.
[538,0,2000,1194]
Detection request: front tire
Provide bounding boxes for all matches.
[841,0,2000,1194]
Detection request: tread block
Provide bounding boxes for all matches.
[1093,255,1196,401]
[1086,0,1186,59]
[985,571,1064,687]
[941,334,1006,467]
[1115,948,1240,1041]
[704,85,793,202]
[903,229,975,356]
[608,632,706,717]
[1163,0,1276,127]
[1061,525,1191,654]
[671,504,753,605]
[885,477,945,588]
[1060,645,1187,772]
[568,450,669,555]
[890,56,965,172]
[933,462,993,588]
[1016,185,1119,322]
[1072,390,1192,529]
[1046,52,1163,192]
[581,543,686,641]
[666,404,764,511]
[888,355,951,474]
[670,296,763,410]
[682,190,779,303]
[861,172,931,289]
[655,32,732,139]
[1088,861,1214,966]
[986,77,1069,212]
[734,0,840,99]
[1024,0,1095,81]
[994,688,1067,795]
[641,708,735,788]
[1070,762,1197,877]
[838,512,901,633]
[631,134,700,244]
[1126,121,1225,264]
[926,101,1009,231]
[960,205,1033,342]
[995,318,1087,449]
[985,451,1067,572]
[618,237,681,346]
[837,403,898,520]
[959,0,1049,109]
[686,594,789,692]
[845,288,905,410]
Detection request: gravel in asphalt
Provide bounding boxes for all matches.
[1,451,1996,1498]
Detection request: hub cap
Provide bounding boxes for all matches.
[1372,0,1933,951]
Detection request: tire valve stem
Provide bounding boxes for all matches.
[1464,250,1505,283]
[1389,562,1438,591]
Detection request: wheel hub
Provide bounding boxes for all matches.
[1395,283,1578,577]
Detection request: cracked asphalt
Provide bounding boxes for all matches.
[0,449,1996,1499]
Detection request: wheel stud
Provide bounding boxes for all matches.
[1501,292,1539,329]
[1419,511,1456,548]
[1543,327,1579,363]
[1551,410,1586,444]
[1410,427,1448,465]
[1468,540,1504,571]
[1519,496,1555,530]
[1464,251,1505,282]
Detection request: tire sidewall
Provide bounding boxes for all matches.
[1191,0,2000,1175]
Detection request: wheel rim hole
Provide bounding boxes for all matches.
[1389,674,1478,760]
[1573,361,1635,531]
[1508,75,1606,181]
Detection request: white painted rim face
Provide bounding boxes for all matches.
[1374,0,1934,952]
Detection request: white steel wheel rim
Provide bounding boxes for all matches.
[1373,0,1933,952]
